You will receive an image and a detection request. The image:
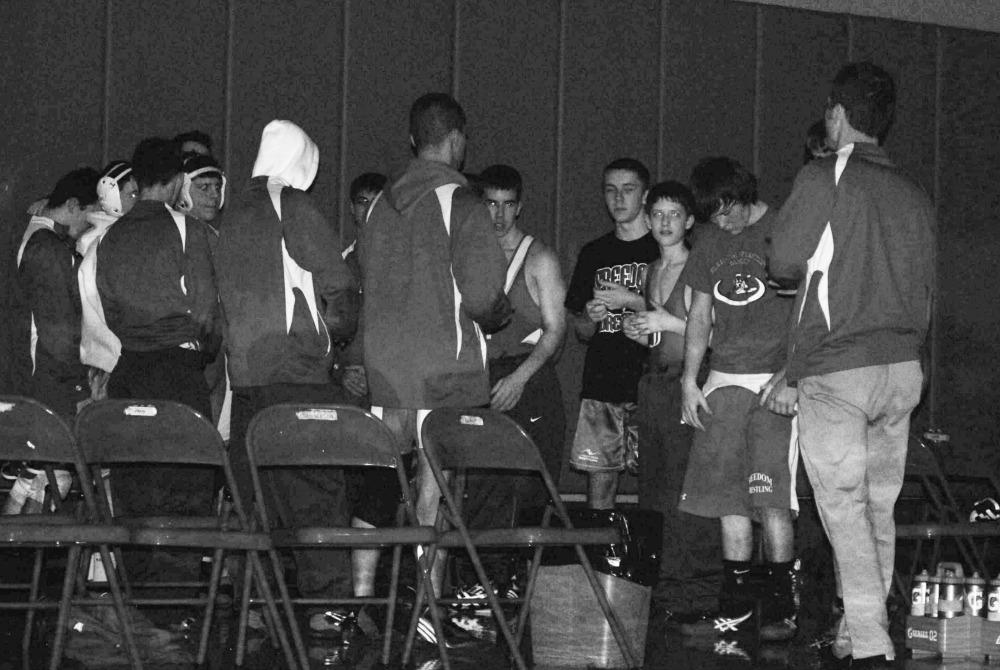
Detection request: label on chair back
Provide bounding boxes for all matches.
[296,409,339,421]
[460,415,484,426]
[124,405,158,417]
[0,402,13,412]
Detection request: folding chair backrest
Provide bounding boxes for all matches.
[0,395,80,466]
[246,404,398,469]
[421,408,546,474]
[75,399,225,467]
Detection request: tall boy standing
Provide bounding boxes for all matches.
[565,158,658,509]
[678,157,798,641]
[769,62,934,667]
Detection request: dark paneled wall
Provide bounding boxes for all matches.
[2,0,998,477]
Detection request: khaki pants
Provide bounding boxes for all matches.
[797,361,922,661]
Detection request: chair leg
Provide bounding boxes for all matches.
[47,545,81,670]
[196,547,226,664]
[459,537,527,670]
[513,546,544,648]
[253,550,303,670]
[99,544,145,670]
[22,547,44,670]
[382,544,402,665]
[235,552,254,667]
[403,544,452,670]
[572,543,639,668]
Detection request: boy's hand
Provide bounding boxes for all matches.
[342,365,368,397]
[628,303,683,335]
[622,313,645,344]
[594,278,639,310]
[681,378,711,430]
[585,298,608,323]
[490,373,527,412]
[759,371,797,416]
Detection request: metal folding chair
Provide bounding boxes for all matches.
[243,402,447,670]
[411,407,638,670]
[0,395,140,670]
[895,433,1000,596]
[74,398,297,668]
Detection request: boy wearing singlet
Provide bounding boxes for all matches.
[624,181,721,616]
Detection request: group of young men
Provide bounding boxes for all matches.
[12,60,933,668]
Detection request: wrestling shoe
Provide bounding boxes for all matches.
[678,607,755,636]
[759,560,800,642]
[308,608,366,645]
[415,609,478,649]
[454,582,494,615]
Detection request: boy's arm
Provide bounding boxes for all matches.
[20,235,80,366]
[680,289,713,430]
[491,247,567,411]
[769,163,835,281]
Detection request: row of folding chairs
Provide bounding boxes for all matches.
[0,396,637,670]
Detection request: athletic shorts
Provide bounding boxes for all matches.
[678,386,795,519]
[346,406,427,527]
[569,399,638,472]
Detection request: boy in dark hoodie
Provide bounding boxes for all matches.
[215,119,360,638]
[358,93,510,617]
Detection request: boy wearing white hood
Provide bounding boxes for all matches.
[215,119,360,636]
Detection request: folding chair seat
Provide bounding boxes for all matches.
[410,407,638,670]
[0,395,140,670]
[243,403,445,670]
[74,398,297,668]
[895,433,1000,597]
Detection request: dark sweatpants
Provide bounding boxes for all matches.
[108,348,217,582]
[229,382,353,599]
[459,357,566,585]
[635,369,722,614]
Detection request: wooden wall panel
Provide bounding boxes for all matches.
[757,6,847,204]
[457,0,560,248]
[10,0,105,193]
[342,0,454,234]
[936,28,1000,462]
[109,0,227,164]
[660,0,757,183]
[229,0,344,221]
[850,16,937,196]
[559,0,661,260]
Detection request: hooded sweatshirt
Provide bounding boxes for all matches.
[769,142,935,383]
[359,158,510,409]
[216,119,357,387]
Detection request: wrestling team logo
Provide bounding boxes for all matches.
[713,272,766,306]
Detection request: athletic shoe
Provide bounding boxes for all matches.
[759,616,798,642]
[454,582,493,615]
[970,497,1000,522]
[760,560,800,642]
[679,607,754,636]
[308,609,363,643]
[415,610,477,648]
[849,654,894,669]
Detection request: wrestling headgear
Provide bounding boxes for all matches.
[177,155,226,213]
[96,161,133,217]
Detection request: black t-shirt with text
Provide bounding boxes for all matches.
[566,231,659,402]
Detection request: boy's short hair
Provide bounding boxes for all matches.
[349,172,387,200]
[645,180,695,218]
[173,130,213,155]
[132,137,184,189]
[479,164,523,200]
[603,158,650,190]
[409,93,466,151]
[689,156,758,222]
[48,167,101,209]
[804,119,831,164]
[829,61,895,142]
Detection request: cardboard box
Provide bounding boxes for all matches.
[905,615,979,660]
[530,565,649,668]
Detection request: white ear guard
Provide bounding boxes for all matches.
[96,162,132,217]
[178,165,227,213]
